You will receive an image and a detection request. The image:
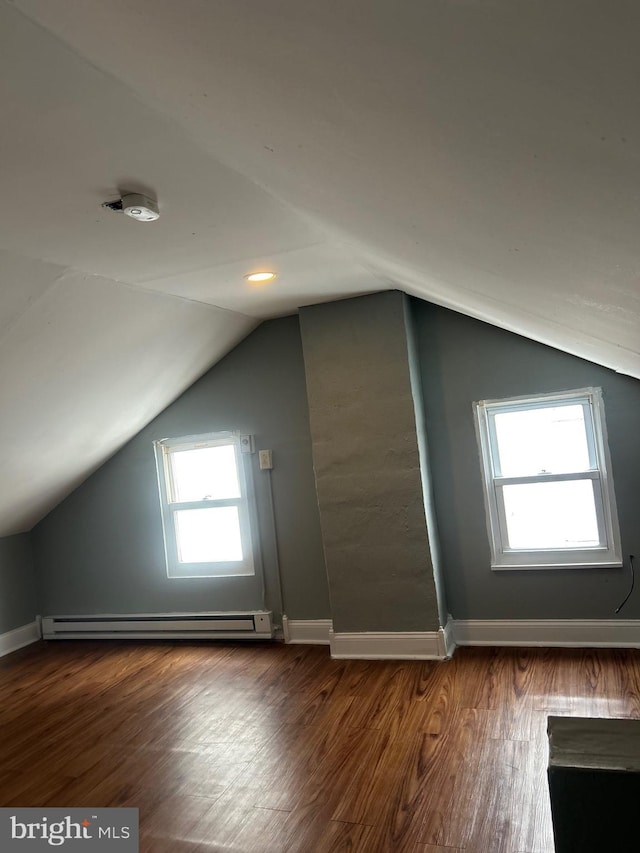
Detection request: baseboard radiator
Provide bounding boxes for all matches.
[41,611,273,641]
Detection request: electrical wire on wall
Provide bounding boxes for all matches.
[615,554,635,614]
[263,462,286,634]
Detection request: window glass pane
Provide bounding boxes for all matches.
[493,404,591,476]
[169,444,240,502]
[174,507,243,562]
[502,480,600,550]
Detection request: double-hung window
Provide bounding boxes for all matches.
[474,388,621,569]
[154,432,256,578]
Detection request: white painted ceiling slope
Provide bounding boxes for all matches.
[2,0,640,535]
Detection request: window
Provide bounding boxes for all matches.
[474,388,621,569]
[154,432,256,578]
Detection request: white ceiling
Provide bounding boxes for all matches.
[2,0,640,534]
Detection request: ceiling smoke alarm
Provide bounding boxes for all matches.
[121,193,159,222]
[102,193,160,222]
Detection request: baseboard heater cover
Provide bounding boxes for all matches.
[41,611,273,641]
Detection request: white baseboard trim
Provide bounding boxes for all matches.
[329,628,450,660]
[282,616,332,645]
[452,619,640,648]
[0,620,40,658]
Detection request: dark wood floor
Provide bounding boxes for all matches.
[1,640,639,852]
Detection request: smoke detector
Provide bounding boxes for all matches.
[102,192,160,222]
[122,193,159,222]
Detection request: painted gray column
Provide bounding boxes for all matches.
[299,291,444,633]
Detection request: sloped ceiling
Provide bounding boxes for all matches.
[2,0,640,534]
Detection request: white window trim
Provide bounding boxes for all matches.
[154,431,256,579]
[474,387,622,570]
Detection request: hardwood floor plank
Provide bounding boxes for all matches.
[418,707,495,848]
[279,807,375,853]
[418,846,464,853]
[308,820,374,852]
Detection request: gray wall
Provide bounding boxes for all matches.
[31,295,640,628]
[300,292,442,632]
[33,317,330,620]
[415,300,640,620]
[0,533,37,632]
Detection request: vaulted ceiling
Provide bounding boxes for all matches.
[2,0,639,535]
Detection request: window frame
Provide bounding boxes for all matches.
[154,431,256,579]
[474,387,622,570]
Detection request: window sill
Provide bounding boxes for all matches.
[491,561,623,571]
[167,562,255,579]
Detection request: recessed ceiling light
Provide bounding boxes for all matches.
[245,271,276,283]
